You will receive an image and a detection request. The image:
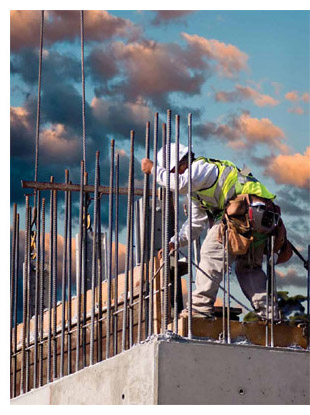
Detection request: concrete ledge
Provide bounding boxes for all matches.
[11,337,309,405]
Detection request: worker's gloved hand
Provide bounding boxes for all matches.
[141,158,153,174]
[158,242,175,260]
[269,253,279,265]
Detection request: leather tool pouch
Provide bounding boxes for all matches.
[218,213,253,255]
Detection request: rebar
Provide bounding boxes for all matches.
[138,122,150,342]
[222,227,227,343]
[21,195,30,394]
[67,185,72,375]
[80,10,86,168]
[173,115,180,334]
[163,111,171,332]
[12,212,19,397]
[82,171,88,368]
[90,153,100,365]
[122,131,134,352]
[129,204,134,348]
[10,203,17,398]
[270,235,275,347]
[148,112,158,337]
[226,229,231,344]
[107,142,115,358]
[33,190,41,388]
[113,154,119,355]
[60,171,69,377]
[39,199,45,386]
[52,189,58,379]
[76,161,84,371]
[34,10,44,187]
[26,201,31,393]
[265,237,271,346]
[187,113,193,339]
[97,186,103,362]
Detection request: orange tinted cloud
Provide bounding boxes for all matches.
[285,90,299,101]
[182,33,248,77]
[11,10,140,51]
[301,92,310,103]
[288,106,304,115]
[198,112,288,152]
[265,147,310,189]
[215,84,279,107]
[152,10,193,25]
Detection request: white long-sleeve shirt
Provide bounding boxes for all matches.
[152,159,219,247]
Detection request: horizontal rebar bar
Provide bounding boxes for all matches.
[22,180,144,196]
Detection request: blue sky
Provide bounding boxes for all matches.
[10,10,310,312]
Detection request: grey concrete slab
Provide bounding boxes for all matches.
[157,340,310,405]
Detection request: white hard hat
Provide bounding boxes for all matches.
[157,143,189,171]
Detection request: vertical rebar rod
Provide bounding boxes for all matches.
[187,113,193,339]
[34,10,44,189]
[138,122,150,342]
[173,115,180,334]
[97,187,103,362]
[270,235,275,348]
[265,237,271,347]
[163,110,171,332]
[222,228,227,343]
[226,229,231,344]
[60,171,69,377]
[307,245,310,350]
[67,184,72,375]
[80,10,86,168]
[25,202,31,393]
[148,112,158,337]
[33,190,41,388]
[122,131,134,352]
[52,189,58,379]
[10,204,17,398]
[39,199,45,387]
[76,162,84,371]
[129,205,134,348]
[47,178,54,383]
[21,196,30,394]
[107,142,115,359]
[13,212,19,397]
[113,154,119,355]
[90,153,99,365]
[82,172,88,368]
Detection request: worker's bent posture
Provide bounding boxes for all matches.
[141,144,292,320]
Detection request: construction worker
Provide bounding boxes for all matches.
[141,143,292,320]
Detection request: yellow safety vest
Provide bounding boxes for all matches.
[192,157,275,211]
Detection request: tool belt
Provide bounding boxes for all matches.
[218,194,291,260]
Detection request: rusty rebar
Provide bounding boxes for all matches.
[270,235,275,347]
[97,186,103,362]
[60,171,69,377]
[222,227,227,343]
[47,178,54,384]
[82,171,88,368]
[10,203,17,398]
[138,122,150,342]
[67,184,72,375]
[187,113,193,339]
[33,190,41,388]
[307,245,310,350]
[91,153,100,365]
[113,154,119,355]
[12,212,20,397]
[39,198,45,386]
[122,131,134,352]
[52,189,58,379]
[148,112,158,337]
[76,162,84,371]
[107,142,115,359]
[174,115,180,334]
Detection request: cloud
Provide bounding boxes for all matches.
[288,106,304,115]
[301,92,310,103]
[196,112,288,152]
[182,33,248,78]
[215,84,279,107]
[152,10,193,25]
[10,10,141,52]
[264,148,310,189]
[285,90,299,102]
[276,269,307,289]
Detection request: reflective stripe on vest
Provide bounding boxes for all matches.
[192,157,275,210]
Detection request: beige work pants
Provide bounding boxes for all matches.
[191,223,272,318]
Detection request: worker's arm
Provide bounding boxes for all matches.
[170,199,209,247]
[155,159,218,194]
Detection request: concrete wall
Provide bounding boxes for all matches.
[11,337,309,405]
